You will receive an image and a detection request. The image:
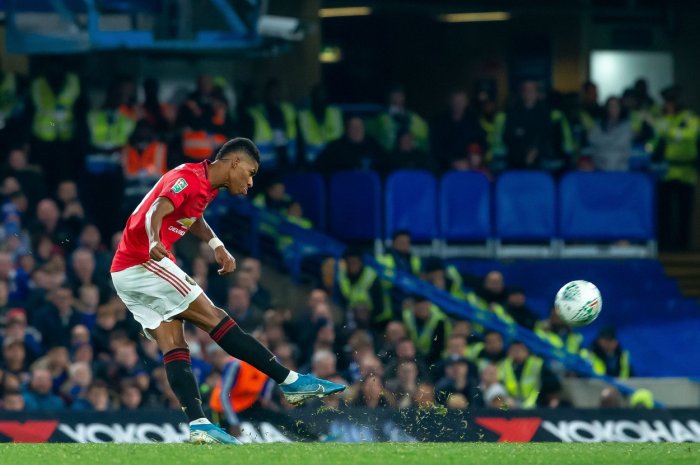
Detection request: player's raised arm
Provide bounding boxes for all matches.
[146,197,175,261]
[190,216,236,275]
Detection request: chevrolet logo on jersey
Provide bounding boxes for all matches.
[177,217,197,229]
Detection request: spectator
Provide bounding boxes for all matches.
[91,304,118,357]
[504,288,539,330]
[225,286,263,333]
[247,78,297,171]
[338,247,392,334]
[376,320,408,365]
[28,199,75,251]
[345,374,396,409]
[235,268,271,313]
[240,258,271,308]
[252,178,292,213]
[434,355,483,408]
[575,80,604,146]
[298,84,344,165]
[1,338,28,380]
[34,286,82,349]
[534,306,584,356]
[412,382,436,409]
[600,386,624,408]
[122,121,168,211]
[476,271,508,306]
[72,380,112,411]
[587,96,633,171]
[590,328,632,379]
[430,88,485,171]
[108,340,148,387]
[2,308,43,362]
[78,224,111,274]
[379,131,437,175]
[314,116,385,177]
[385,359,419,408]
[477,94,506,167]
[40,345,71,393]
[0,251,30,304]
[503,80,554,169]
[137,78,174,136]
[372,84,429,152]
[2,389,25,411]
[499,340,560,409]
[422,256,476,301]
[384,337,430,382]
[119,380,144,410]
[311,349,338,380]
[473,331,507,371]
[401,296,450,366]
[1,147,47,212]
[23,367,65,411]
[61,361,93,405]
[378,230,422,314]
[26,61,88,191]
[654,85,699,251]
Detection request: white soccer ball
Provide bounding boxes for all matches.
[555,280,602,326]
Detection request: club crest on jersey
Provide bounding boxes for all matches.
[171,178,188,194]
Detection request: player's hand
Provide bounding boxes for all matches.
[149,241,169,261]
[214,246,236,275]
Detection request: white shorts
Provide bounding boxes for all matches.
[111,257,203,335]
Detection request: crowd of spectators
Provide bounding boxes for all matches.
[0,64,675,422]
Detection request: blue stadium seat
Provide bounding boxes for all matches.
[284,172,326,231]
[439,171,492,242]
[329,171,382,242]
[559,172,655,241]
[496,171,556,241]
[385,170,438,242]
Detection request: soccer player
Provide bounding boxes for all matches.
[110,138,345,444]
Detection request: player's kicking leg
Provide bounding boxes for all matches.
[148,320,242,444]
[179,294,346,405]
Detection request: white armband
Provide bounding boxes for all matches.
[208,237,224,250]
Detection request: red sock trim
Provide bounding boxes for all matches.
[210,317,237,343]
[164,348,191,365]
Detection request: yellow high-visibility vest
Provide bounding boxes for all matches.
[338,264,392,323]
[590,350,631,379]
[31,73,80,142]
[402,305,451,355]
[298,106,343,163]
[0,72,17,118]
[248,103,298,167]
[372,111,428,152]
[654,110,699,184]
[499,356,543,408]
[87,110,136,150]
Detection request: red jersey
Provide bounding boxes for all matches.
[111,161,219,272]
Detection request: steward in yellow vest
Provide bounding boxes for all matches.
[30,72,81,142]
[371,84,428,152]
[298,84,343,164]
[377,230,422,314]
[402,296,451,364]
[338,247,393,332]
[534,307,585,356]
[0,71,18,129]
[248,79,297,170]
[499,341,560,408]
[653,85,700,250]
[589,327,632,379]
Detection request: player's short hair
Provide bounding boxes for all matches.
[215,137,261,165]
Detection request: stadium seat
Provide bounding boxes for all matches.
[329,170,382,243]
[559,172,655,241]
[439,171,492,243]
[495,171,556,241]
[284,172,327,231]
[385,170,438,244]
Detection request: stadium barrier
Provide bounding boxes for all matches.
[1,408,699,443]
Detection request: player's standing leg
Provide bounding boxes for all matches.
[180,294,346,405]
[148,321,242,444]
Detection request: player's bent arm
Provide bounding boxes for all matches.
[191,217,237,275]
[146,197,175,260]
[189,216,216,243]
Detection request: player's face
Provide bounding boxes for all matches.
[226,155,258,196]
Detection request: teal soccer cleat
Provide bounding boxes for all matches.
[190,423,242,445]
[280,374,347,405]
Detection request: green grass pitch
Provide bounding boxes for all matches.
[2,443,699,465]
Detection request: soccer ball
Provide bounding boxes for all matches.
[555,280,602,326]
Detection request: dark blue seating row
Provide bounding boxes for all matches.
[284,170,656,243]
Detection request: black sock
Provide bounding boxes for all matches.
[210,316,290,384]
[163,348,206,422]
